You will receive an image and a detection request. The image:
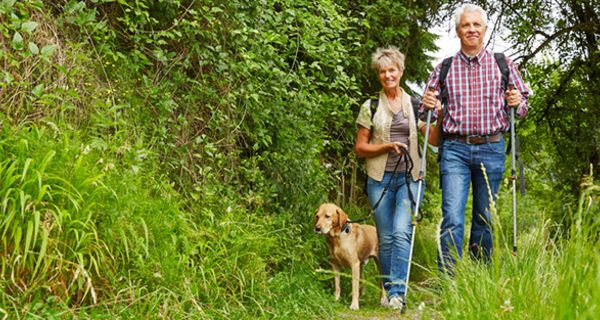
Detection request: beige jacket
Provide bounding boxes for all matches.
[356,89,425,182]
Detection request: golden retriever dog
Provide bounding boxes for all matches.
[313,203,387,310]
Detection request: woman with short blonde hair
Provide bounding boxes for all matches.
[355,46,441,311]
[371,46,405,72]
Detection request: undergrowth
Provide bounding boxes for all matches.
[0,0,598,319]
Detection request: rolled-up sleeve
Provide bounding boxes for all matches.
[356,99,372,129]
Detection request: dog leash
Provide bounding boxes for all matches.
[348,147,420,224]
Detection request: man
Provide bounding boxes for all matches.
[421,3,529,272]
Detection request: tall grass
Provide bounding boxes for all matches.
[0,125,108,309]
[1,125,596,319]
[433,174,600,319]
[340,167,600,319]
[0,123,335,319]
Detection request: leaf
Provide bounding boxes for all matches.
[40,44,58,59]
[21,158,32,183]
[12,31,23,49]
[21,21,38,34]
[32,84,44,97]
[0,0,16,14]
[28,42,39,55]
[31,227,49,279]
[13,225,22,255]
[24,220,33,257]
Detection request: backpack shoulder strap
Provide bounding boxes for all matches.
[494,52,510,89]
[410,96,423,158]
[410,96,420,126]
[436,56,453,174]
[439,57,453,85]
[439,56,453,106]
[368,98,378,142]
[369,98,378,122]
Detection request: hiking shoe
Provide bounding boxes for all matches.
[388,296,406,312]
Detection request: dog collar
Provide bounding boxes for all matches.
[341,222,351,234]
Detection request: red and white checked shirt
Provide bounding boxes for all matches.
[421,49,529,136]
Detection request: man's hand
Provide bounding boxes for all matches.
[422,88,442,114]
[506,86,521,108]
[422,89,439,111]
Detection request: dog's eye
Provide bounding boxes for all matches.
[325,214,331,219]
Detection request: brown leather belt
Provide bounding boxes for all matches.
[445,133,503,145]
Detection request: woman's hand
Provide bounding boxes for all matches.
[355,127,408,158]
[388,142,407,155]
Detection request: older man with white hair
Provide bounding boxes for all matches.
[420,3,530,273]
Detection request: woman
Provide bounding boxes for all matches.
[355,46,441,310]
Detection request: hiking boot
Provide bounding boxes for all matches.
[388,296,406,312]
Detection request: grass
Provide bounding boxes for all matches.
[435,198,598,319]
[0,123,337,319]
[1,123,597,320]
[0,125,108,308]
[311,167,599,320]
[424,167,599,320]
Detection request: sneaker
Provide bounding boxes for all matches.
[388,296,406,312]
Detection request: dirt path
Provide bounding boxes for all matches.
[336,302,436,320]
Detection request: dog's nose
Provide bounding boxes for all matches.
[314,227,321,232]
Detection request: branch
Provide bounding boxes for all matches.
[539,59,583,157]
[516,22,595,67]
[485,4,505,51]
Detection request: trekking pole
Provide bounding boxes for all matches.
[404,88,434,305]
[509,84,518,255]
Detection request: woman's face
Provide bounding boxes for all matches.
[378,63,403,91]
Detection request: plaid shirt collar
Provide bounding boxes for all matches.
[458,48,487,65]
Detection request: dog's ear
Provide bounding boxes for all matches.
[336,207,348,229]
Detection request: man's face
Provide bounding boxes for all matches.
[456,10,487,52]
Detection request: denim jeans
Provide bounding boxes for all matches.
[437,138,505,272]
[367,172,423,298]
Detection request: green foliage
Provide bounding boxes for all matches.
[2,0,598,318]
[0,125,109,306]
[435,181,600,319]
[0,121,334,319]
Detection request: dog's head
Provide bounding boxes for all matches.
[313,203,348,235]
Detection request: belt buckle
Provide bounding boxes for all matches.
[466,135,484,144]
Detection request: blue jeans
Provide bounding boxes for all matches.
[367,172,423,298]
[438,138,505,272]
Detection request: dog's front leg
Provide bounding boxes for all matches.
[350,261,361,310]
[332,263,341,301]
[359,263,366,297]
